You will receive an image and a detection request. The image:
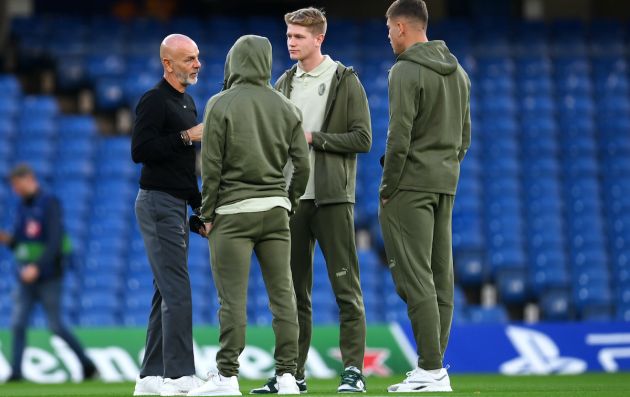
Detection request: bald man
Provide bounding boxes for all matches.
[131,34,205,396]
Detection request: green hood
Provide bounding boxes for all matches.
[398,40,458,76]
[224,35,272,89]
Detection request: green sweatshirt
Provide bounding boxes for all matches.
[200,35,310,222]
[380,40,471,198]
[275,62,372,205]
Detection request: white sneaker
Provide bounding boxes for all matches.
[161,375,205,396]
[277,373,300,395]
[187,372,241,396]
[134,375,164,396]
[387,367,452,392]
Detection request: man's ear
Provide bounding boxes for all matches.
[163,58,173,72]
[315,33,325,48]
[396,21,405,37]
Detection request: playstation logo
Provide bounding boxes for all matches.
[500,326,587,375]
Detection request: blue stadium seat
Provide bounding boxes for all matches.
[80,291,120,311]
[616,304,630,322]
[496,269,527,304]
[78,313,119,327]
[94,77,125,110]
[540,289,572,321]
[86,54,126,78]
[0,74,21,97]
[21,95,59,118]
[18,118,57,139]
[467,305,509,323]
[574,282,613,313]
[57,115,97,137]
[0,97,19,118]
[0,119,16,140]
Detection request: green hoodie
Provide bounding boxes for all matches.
[275,62,372,205]
[380,40,471,198]
[200,35,310,222]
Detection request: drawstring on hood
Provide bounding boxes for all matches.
[398,40,458,76]
[223,35,273,90]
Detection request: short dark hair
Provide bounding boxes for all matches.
[9,163,35,180]
[284,7,327,35]
[386,0,429,26]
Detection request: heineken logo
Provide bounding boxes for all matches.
[0,325,414,383]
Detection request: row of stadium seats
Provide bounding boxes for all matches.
[2,14,630,325]
[0,76,516,327]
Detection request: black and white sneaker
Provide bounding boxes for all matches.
[337,367,366,393]
[296,378,307,394]
[250,378,279,394]
[249,376,308,394]
[250,374,303,395]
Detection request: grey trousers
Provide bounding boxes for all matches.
[135,189,195,378]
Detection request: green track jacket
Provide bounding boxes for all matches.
[380,40,471,198]
[275,61,372,205]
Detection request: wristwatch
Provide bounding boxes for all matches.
[180,129,192,146]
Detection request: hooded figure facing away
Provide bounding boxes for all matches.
[190,35,310,397]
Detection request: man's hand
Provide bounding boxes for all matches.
[204,223,213,236]
[189,215,207,238]
[304,131,313,145]
[0,231,11,245]
[20,264,39,284]
[187,123,204,142]
[381,197,389,207]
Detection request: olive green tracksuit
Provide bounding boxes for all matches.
[379,41,471,370]
[275,62,372,378]
[200,35,310,377]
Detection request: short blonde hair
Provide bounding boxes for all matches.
[284,7,327,35]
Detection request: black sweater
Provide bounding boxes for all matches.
[131,79,202,209]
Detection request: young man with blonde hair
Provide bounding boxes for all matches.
[379,0,471,392]
[251,6,372,395]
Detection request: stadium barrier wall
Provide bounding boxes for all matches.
[0,323,628,383]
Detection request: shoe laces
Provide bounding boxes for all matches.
[341,369,363,384]
[404,367,447,381]
[206,371,227,383]
[404,368,422,378]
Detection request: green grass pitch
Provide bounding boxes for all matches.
[1,373,630,397]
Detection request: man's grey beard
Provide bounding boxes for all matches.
[176,71,198,86]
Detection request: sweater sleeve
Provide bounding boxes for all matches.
[34,198,63,277]
[131,90,186,164]
[310,73,372,154]
[200,98,225,223]
[379,64,418,199]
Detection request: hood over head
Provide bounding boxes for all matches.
[224,35,272,89]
